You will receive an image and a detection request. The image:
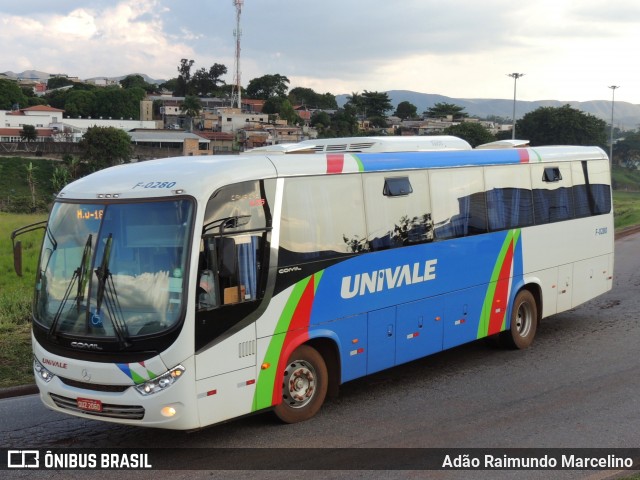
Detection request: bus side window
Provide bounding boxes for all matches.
[279,175,367,265]
[364,172,433,250]
[484,164,534,231]
[571,160,612,217]
[531,164,574,224]
[430,168,488,239]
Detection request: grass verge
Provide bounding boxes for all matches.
[0,212,46,389]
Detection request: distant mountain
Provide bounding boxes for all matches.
[85,73,166,85]
[2,70,52,81]
[2,70,166,85]
[337,90,640,130]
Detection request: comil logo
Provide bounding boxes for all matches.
[340,259,437,299]
[8,450,39,468]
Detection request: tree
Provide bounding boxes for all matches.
[64,89,96,118]
[443,122,496,147]
[119,74,158,94]
[278,99,301,125]
[191,64,227,96]
[262,96,283,115]
[51,165,71,194]
[159,78,178,93]
[288,87,337,109]
[346,90,393,119]
[346,92,363,112]
[176,58,195,96]
[93,86,146,120]
[424,102,468,119]
[181,95,202,131]
[262,97,302,125]
[25,162,37,212]
[246,74,290,100]
[0,79,28,110]
[310,111,332,135]
[47,76,74,89]
[613,130,640,165]
[20,124,38,142]
[318,106,359,138]
[394,101,418,120]
[80,126,133,170]
[516,104,607,148]
[367,115,389,129]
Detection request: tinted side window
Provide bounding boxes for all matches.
[571,160,612,217]
[203,180,273,233]
[280,175,367,266]
[364,172,432,251]
[531,164,574,224]
[430,168,488,239]
[484,165,534,231]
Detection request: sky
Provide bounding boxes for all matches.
[1,0,639,104]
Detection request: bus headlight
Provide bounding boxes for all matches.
[33,357,55,383]
[134,365,185,396]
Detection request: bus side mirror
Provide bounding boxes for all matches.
[10,220,48,278]
[13,240,23,277]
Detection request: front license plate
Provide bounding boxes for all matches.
[77,397,103,412]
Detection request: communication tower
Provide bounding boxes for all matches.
[231,0,243,110]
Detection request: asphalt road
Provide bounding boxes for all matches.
[2,233,639,480]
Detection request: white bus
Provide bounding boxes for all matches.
[13,137,614,429]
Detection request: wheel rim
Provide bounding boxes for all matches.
[516,301,533,338]
[282,359,316,409]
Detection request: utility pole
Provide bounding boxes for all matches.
[608,85,619,165]
[507,73,525,139]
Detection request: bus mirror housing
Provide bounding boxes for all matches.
[13,240,23,277]
[10,220,48,278]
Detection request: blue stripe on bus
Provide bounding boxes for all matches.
[355,149,524,171]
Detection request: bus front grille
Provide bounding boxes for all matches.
[59,376,131,392]
[50,393,145,420]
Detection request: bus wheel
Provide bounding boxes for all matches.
[274,345,328,423]
[502,289,537,349]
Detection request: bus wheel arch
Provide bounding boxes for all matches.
[307,337,340,399]
[501,287,539,349]
[273,344,329,423]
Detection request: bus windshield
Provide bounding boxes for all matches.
[34,199,193,341]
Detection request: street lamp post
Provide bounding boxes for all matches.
[608,85,619,165]
[507,73,525,139]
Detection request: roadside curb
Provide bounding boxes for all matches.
[0,384,38,399]
[615,224,640,240]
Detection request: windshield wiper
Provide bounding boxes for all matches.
[94,234,131,348]
[48,235,92,338]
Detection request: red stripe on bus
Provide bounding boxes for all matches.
[327,154,345,174]
[518,149,530,163]
[488,238,515,335]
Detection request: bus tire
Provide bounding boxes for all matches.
[501,289,537,349]
[274,345,328,424]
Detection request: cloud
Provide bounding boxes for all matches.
[1,0,639,103]
[0,0,193,79]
